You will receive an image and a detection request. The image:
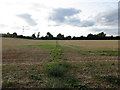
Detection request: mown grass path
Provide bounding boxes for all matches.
[43,41,87,88]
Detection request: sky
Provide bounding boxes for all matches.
[0,0,119,37]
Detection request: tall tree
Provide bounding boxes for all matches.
[12,32,17,38]
[32,33,36,39]
[46,32,53,39]
[37,32,40,38]
[7,32,11,37]
[66,36,71,40]
[87,33,94,39]
[97,32,106,38]
[57,33,64,40]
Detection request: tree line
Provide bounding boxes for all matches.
[1,32,120,40]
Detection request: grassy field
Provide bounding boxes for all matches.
[2,38,119,88]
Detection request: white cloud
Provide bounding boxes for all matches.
[0,0,118,36]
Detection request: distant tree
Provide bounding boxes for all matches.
[79,36,85,40]
[116,36,120,39]
[66,36,71,40]
[3,32,12,37]
[87,33,93,39]
[7,32,10,36]
[12,32,17,38]
[41,36,45,40]
[72,36,76,40]
[46,32,53,40]
[1,33,7,37]
[2,31,119,40]
[46,32,49,35]
[0,33,2,37]
[97,32,106,38]
[32,33,36,39]
[17,35,24,38]
[80,36,84,38]
[37,32,40,38]
[57,33,64,40]
[110,35,113,37]
[87,33,97,39]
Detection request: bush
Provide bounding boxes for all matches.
[44,61,71,77]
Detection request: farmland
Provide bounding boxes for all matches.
[2,38,119,88]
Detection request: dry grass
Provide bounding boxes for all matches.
[2,38,119,88]
[59,40,118,50]
[59,40,118,62]
[2,38,54,64]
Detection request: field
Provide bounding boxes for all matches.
[2,38,119,88]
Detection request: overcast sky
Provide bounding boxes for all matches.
[0,0,119,37]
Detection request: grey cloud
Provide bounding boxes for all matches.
[0,24,8,28]
[91,9,118,35]
[16,14,37,26]
[66,19,95,27]
[11,26,21,30]
[79,20,95,27]
[66,18,80,25]
[49,8,95,27]
[49,8,81,23]
[95,9,118,26]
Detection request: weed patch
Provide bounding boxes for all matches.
[50,48,63,61]
[49,41,63,61]
[26,44,55,50]
[44,77,66,88]
[29,74,42,80]
[101,75,120,85]
[77,50,118,56]
[44,76,85,88]
[3,78,17,88]
[44,61,71,77]
[98,50,118,56]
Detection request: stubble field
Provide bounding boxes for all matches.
[2,38,119,88]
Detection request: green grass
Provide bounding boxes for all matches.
[93,75,120,86]
[26,44,55,50]
[96,50,118,56]
[44,41,71,77]
[50,48,63,61]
